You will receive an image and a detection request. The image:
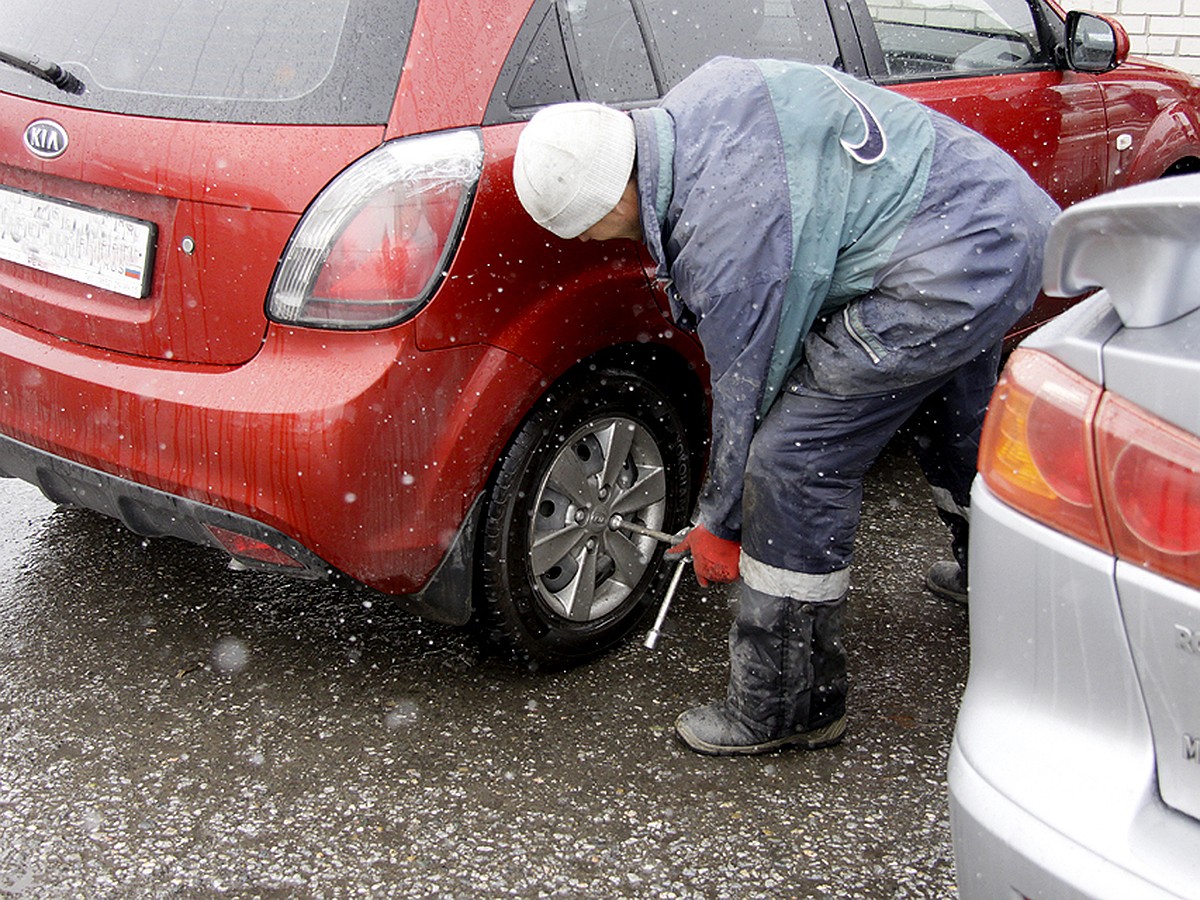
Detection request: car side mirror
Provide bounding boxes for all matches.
[1064,11,1130,73]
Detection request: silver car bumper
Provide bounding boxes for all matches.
[949,482,1200,899]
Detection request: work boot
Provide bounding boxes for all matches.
[925,560,967,604]
[675,587,848,756]
[675,703,846,756]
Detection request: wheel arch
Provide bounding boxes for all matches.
[575,341,710,500]
[1163,156,1200,177]
[1120,97,1200,186]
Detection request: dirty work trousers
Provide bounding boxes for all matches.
[726,341,1001,735]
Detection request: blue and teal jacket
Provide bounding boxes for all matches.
[631,57,1057,540]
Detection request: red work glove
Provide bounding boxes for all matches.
[666,525,741,587]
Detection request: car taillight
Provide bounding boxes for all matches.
[978,350,1109,550]
[1098,393,1200,587]
[980,348,1200,589]
[268,129,483,330]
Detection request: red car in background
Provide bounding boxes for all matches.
[0,0,1197,667]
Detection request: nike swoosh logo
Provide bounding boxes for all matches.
[822,72,888,165]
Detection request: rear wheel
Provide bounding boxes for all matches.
[479,364,693,668]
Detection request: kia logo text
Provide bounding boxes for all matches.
[23,119,69,160]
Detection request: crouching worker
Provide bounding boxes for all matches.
[511,58,1058,756]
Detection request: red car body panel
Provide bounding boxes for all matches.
[0,307,549,596]
[0,90,386,364]
[1099,62,1200,187]
[899,58,1200,339]
[1,0,1199,624]
[415,126,672,363]
[389,0,530,138]
[897,70,1110,207]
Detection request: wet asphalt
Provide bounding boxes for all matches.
[0,447,967,898]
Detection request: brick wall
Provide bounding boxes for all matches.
[1062,0,1200,74]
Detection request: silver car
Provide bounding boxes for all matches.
[949,174,1200,897]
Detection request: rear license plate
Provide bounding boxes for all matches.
[0,185,156,298]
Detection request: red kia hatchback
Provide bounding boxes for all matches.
[1,0,1198,667]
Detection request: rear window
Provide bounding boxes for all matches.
[0,0,417,125]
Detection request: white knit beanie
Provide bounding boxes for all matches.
[513,102,636,239]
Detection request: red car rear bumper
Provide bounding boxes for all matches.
[0,317,544,620]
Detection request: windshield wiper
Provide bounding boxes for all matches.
[0,48,85,95]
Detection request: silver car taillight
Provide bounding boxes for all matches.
[268,129,483,330]
[980,348,1200,590]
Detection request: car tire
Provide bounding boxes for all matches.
[478,362,694,669]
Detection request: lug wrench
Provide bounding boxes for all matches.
[612,517,688,649]
[643,556,689,649]
[614,519,678,545]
